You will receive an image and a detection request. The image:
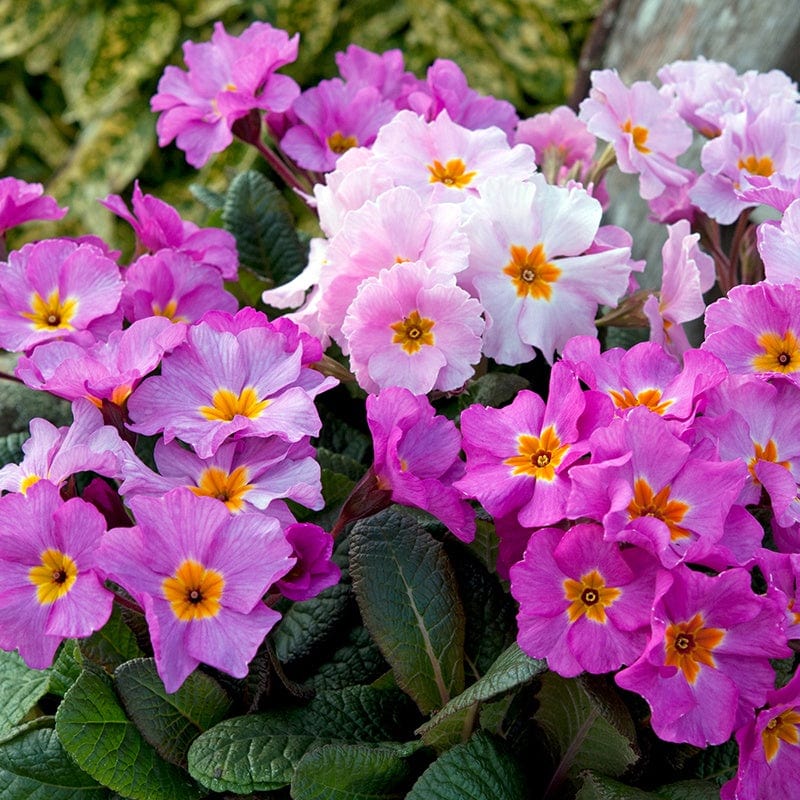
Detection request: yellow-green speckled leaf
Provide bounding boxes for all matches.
[23,9,84,75]
[182,0,246,27]
[533,0,603,22]
[0,103,23,172]
[65,1,181,123]
[12,83,71,169]
[0,0,72,61]
[275,0,340,82]
[60,6,105,115]
[335,0,412,44]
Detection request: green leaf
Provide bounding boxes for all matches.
[0,431,29,470]
[222,170,307,284]
[316,447,366,482]
[187,685,419,793]
[78,604,144,672]
[535,672,639,785]
[417,643,546,737]
[0,650,51,738]
[577,771,661,800]
[0,0,73,60]
[349,508,466,715]
[656,780,722,800]
[466,372,531,410]
[406,731,526,800]
[188,182,226,211]
[691,737,739,786]
[115,658,231,767]
[0,726,109,798]
[47,641,84,698]
[55,667,203,800]
[291,742,417,800]
[299,624,387,691]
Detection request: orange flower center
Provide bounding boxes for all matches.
[737,154,774,177]
[664,612,725,684]
[762,709,800,762]
[29,548,78,605]
[190,465,254,512]
[608,387,674,415]
[503,243,561,300]
[628,478,690,540]
[752,330,800,373]
[199,387,270,422]
[563,569,621,624]
[427,158,477,188]
[390,309,435,354]
[327,131,358,154]
[620,119,652,154]
[21,290,78,331]
[162,559,225,622]
[748,439,791,485]
[503,426,569,482]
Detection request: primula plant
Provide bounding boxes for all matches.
[1,17,800,800]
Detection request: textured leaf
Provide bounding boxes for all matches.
[350,508,466,715]
[535,672,639,784]
[417,643,546,736]
[47,642,83,698]
[577,772,661,800]
[0,0,73,60]
[406,731,526,800]
[291,742,418,800]
[275,0,340,78]
[316,447,366,482]
[187,685,419,793]
[0,378,71,436]
[299,624,387,691]
[656,780,722,800]
[691,737,739,786]
[222,170,307,283]
[0,726,109,799]
[55,667,203,800]
[115,658,231,767]
[0,650,51,738]
[0,431,29,470]
[78,604,144,672]
[11,82,71,168]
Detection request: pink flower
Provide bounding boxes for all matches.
[335,45,416,102]
[151,21,300,168]
[121,250,238,324]
[341,261,484,394]
[0,481,113,669]
[514,106,595,170]
[579,69,693,199]
[510,524,658,677]
[101,181,238,279]
[274,523,340,602]
[0,177,67,235]
[98,489,294,692]
[615,566,789,747]
[758,197,800,285]
[0,239,123,352]
[462,175,636,364]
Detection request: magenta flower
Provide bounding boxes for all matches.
[579,69,693,200]
[615,565,789,747]
[16,315,186,407]
[0,399,134,494]
[510,524,658,677]
[0,177,67,235]
[98,489,294,692]
[127,317,332,458]
[151,21,300,168]
[567,407,746,568]
[273,522,340,602]
[0,481,113,669]
[722,670,800,799]
[101,181,238,279]
[514,106,596,171]
[341,261,484,394]
[335,45,416,102]
[758,197,800,285]
[279,78,397,172]
[457,363,604,528]
[0,239,123,352]
[121,250,238,324]
[702,281,800,382]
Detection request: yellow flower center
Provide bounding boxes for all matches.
[748,439,791,485]
[199,387,270,422]
[390,309,435,354]
[737,154,774,177]
[189,465,254,512]
[628,478,690,540]
[162,559,225,622]
[664,612,725,684]
[503,426,569,482]
[29,548,78,605]
[752,330,800,373]
[608,387,674,415]
[327,131,359,154]
[427,158,477,189]
[762,709,800,762]
[21,290,78,331]
[563,569,621,624]
[620,119,652,154]
[503,243,561,300]
[19,474,41,494]
[152,299,187,323]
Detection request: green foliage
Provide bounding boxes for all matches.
[78,604,145,673]
[0,651,51,738]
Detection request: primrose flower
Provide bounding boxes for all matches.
[121,250,238,324]
[514,106,596,171]
[342,261,484,394]
[462,175,636,364]
[511,524,658,677]
[0,481,113,669]
[758,197,800,285]
[127,315,334,458]
[702,281,800,382]
[151,21,300,168]
[98,489,294,692]
[0,177,67,235]
[579,69,694,199]
[334,45,416,102]
[0,238,123,352]
[273,522,340,602]
[616,565,790,747]
[101,181,238,279]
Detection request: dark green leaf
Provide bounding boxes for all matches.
[0,0,72,59]
[115,658,231,767]
[691,737,739,786]
[316,447,366,482]
[291,742,418,800]
[222,170,306,283]
[187,685,419,793]
[350,508,465,715]
[0,650,51,737]
[189,182,226,211]
[577,771,661,800]
[299,624,387,691]
[55,668,203,800]
[78,604,144,672]
[47,642,83,698]
[406,731,526,800]
[0,726,109,798]
[656,780,722,800]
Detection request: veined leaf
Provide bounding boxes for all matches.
[78,604,144,672]
[0,0,73,60]
[0,650,51,738]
